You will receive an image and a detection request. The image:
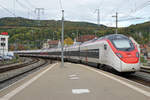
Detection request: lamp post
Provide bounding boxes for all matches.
[61,10,64,67]
[2,39,5,64]
[112,12,118,34]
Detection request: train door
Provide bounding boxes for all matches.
[102,43,108,64]
[78,45,81,61]
[99,43,105,63]
[99,47,102,63]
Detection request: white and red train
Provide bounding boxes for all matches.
[16,34,140,73]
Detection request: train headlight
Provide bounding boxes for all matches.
[116,53,123,58]
[136,52,139,58]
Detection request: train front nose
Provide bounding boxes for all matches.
[120,52,140,72]
[121,56,139,63]
[118,51,140,72]
[121,61,140,72]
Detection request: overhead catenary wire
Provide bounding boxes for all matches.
[0,4,16,17]
[102,0,150,26]
[98,0,105,10]
[16,0,37,19]
[102,0,125,26]
[25,0,36,8]
[16,0,37,13]
[119,0,150,20]
[59,0,63,10]
[103,0,150,27]
[16,0,30,10]
[134,0,150,12]
[13,0,16,16]
[118,17,144,22]
[0,0,150,27]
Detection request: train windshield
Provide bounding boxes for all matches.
[112,39,135,51]
[113,39,131,48]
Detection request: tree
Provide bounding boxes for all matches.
[9,45,15,51]
[64,37,74,46]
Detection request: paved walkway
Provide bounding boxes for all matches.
[0,63,150,100]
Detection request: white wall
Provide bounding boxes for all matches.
[0,35,9,56]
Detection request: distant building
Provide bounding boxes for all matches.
[73,38,81,46]
[48,40,59,48]
[77,35,98,42]
[42,39,60,49]
[140,42,150,59]
[42,35,98,49]
[0,32,9,56]
[42,42,49,49]
[140,44,147,55]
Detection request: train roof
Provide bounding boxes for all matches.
[98,34,129,40]
[80,34,128,44]
[16,34,130,53]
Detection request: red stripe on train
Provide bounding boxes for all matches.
[106,39,139,64]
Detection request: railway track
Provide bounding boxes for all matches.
[112,67,150,88]
[127,67,150,87]
[140,67,150,73]
[0,57,27,66]
[93,65,150,88]
[0,57,52,90]
[0,57,39,73]
[123,72,150,87]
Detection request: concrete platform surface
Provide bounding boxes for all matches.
[0,63,150,100]
[141,65,150,69]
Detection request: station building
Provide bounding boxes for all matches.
[0,32,9,56]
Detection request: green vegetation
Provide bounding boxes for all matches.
[0,17,150,50]
[0,17,107,50]
[117,22,150,44]
[140,56,147,63]
[0,56,19,65]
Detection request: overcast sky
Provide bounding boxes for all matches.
[0,0,150,27]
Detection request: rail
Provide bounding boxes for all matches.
[140,67,150,73]
[0,57,49,82]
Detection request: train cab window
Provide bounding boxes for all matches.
[112,39,134,51]
[113,39,131,48]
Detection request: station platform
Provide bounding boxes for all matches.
[141,65,150,69]
[0,63,150,100]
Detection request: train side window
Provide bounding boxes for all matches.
[104,44,107,50]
